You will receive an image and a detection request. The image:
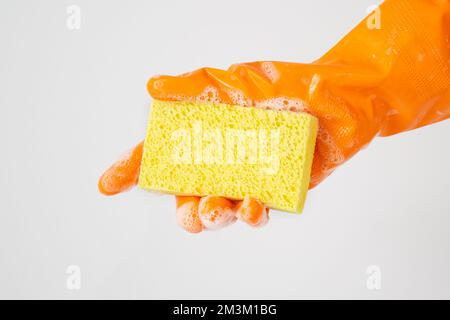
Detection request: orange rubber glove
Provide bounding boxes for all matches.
[99,0,450,233]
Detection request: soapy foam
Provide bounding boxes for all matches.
[226,88,252,107]
[196,86,221,104]
[237,196,269,227]
[198,196,236,230]
[176,201,203,233]
[261,62,280,82]
[317,128,345,166]
[254,97,309,113]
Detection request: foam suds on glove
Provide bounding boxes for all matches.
[236,196,269,227]
[138,99,318,213]
[176,198,204,234]
[198,196,236,230]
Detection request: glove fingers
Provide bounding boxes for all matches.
[176,196,204,234]
[236,196,269,228]
[197,196,236,230]
[98,141,144,195]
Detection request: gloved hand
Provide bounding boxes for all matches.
[99,0,450,233]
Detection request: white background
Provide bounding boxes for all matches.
[1,0,449,299]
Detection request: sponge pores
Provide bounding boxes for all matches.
[138,100,318,213]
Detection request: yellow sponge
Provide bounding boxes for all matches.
[138,100,318,213]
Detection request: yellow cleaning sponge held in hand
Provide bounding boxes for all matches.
[138,100,318,213]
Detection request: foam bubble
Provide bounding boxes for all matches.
[317,128,345,165]
[226,88,251,106]
[198,196,236,230]
[261,62,280,82]
[196,86,221,104]
[176,202,203,233]
[254,97,310,113]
